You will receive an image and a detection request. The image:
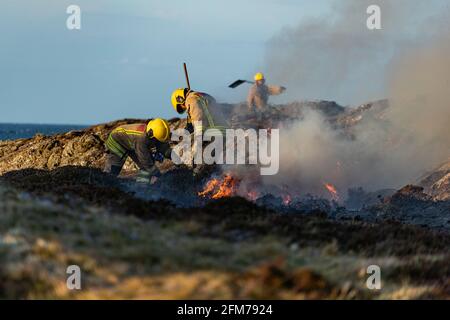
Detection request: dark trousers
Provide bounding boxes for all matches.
[104,151,126,176]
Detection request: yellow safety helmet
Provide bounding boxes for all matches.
[171,88,188,114]
[146,118,171,142]
[254,72,265,82]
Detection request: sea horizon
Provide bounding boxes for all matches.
[0,123,88,141]
[0,122,90,126]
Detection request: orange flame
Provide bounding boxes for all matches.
[323,183,339,200]
[281,184,292,206]
[198,174,240,199]
[282,194,292,205]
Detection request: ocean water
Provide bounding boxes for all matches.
[0,123,87,141]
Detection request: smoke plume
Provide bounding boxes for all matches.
[260,0,450,196]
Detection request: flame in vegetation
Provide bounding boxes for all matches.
[282,194,292,206]
[198,174,240,199]
[324,183,339,201]
[281,184,292,205]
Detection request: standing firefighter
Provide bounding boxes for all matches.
[104,118,172,182]
[247,72,286,111]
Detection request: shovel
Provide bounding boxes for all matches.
[228,79,254,88]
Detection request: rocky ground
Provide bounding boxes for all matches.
[0,101,449,299]
[419,160,450,201]
[0,118,186,176]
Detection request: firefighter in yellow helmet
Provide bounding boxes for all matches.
[104,118,172,181]
[247,72,286,111]
[171,88,229,136]
[171,88,230,175]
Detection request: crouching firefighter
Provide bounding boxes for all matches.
[104,118,172,183]
[170,88,230,175]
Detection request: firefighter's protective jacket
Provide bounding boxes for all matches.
[247,83,284,110]
[105,123,171,174]
[185,92,229,135]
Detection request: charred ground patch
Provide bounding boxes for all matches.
[2,166,450,258]
[0,166,449,299]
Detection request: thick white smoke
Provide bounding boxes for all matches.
[264,0,448,105]
[259,0,450,197]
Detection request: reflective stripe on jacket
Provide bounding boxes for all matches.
[185,92,229,135]
[105,123,165,173]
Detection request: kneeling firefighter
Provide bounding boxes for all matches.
[104,118,172,182]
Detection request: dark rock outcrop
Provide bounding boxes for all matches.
[361,185,450,230]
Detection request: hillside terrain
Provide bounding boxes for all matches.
[0,101,449,299]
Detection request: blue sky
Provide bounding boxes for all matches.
[0,0,330,124]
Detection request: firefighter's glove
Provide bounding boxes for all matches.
[153,152,164,163]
